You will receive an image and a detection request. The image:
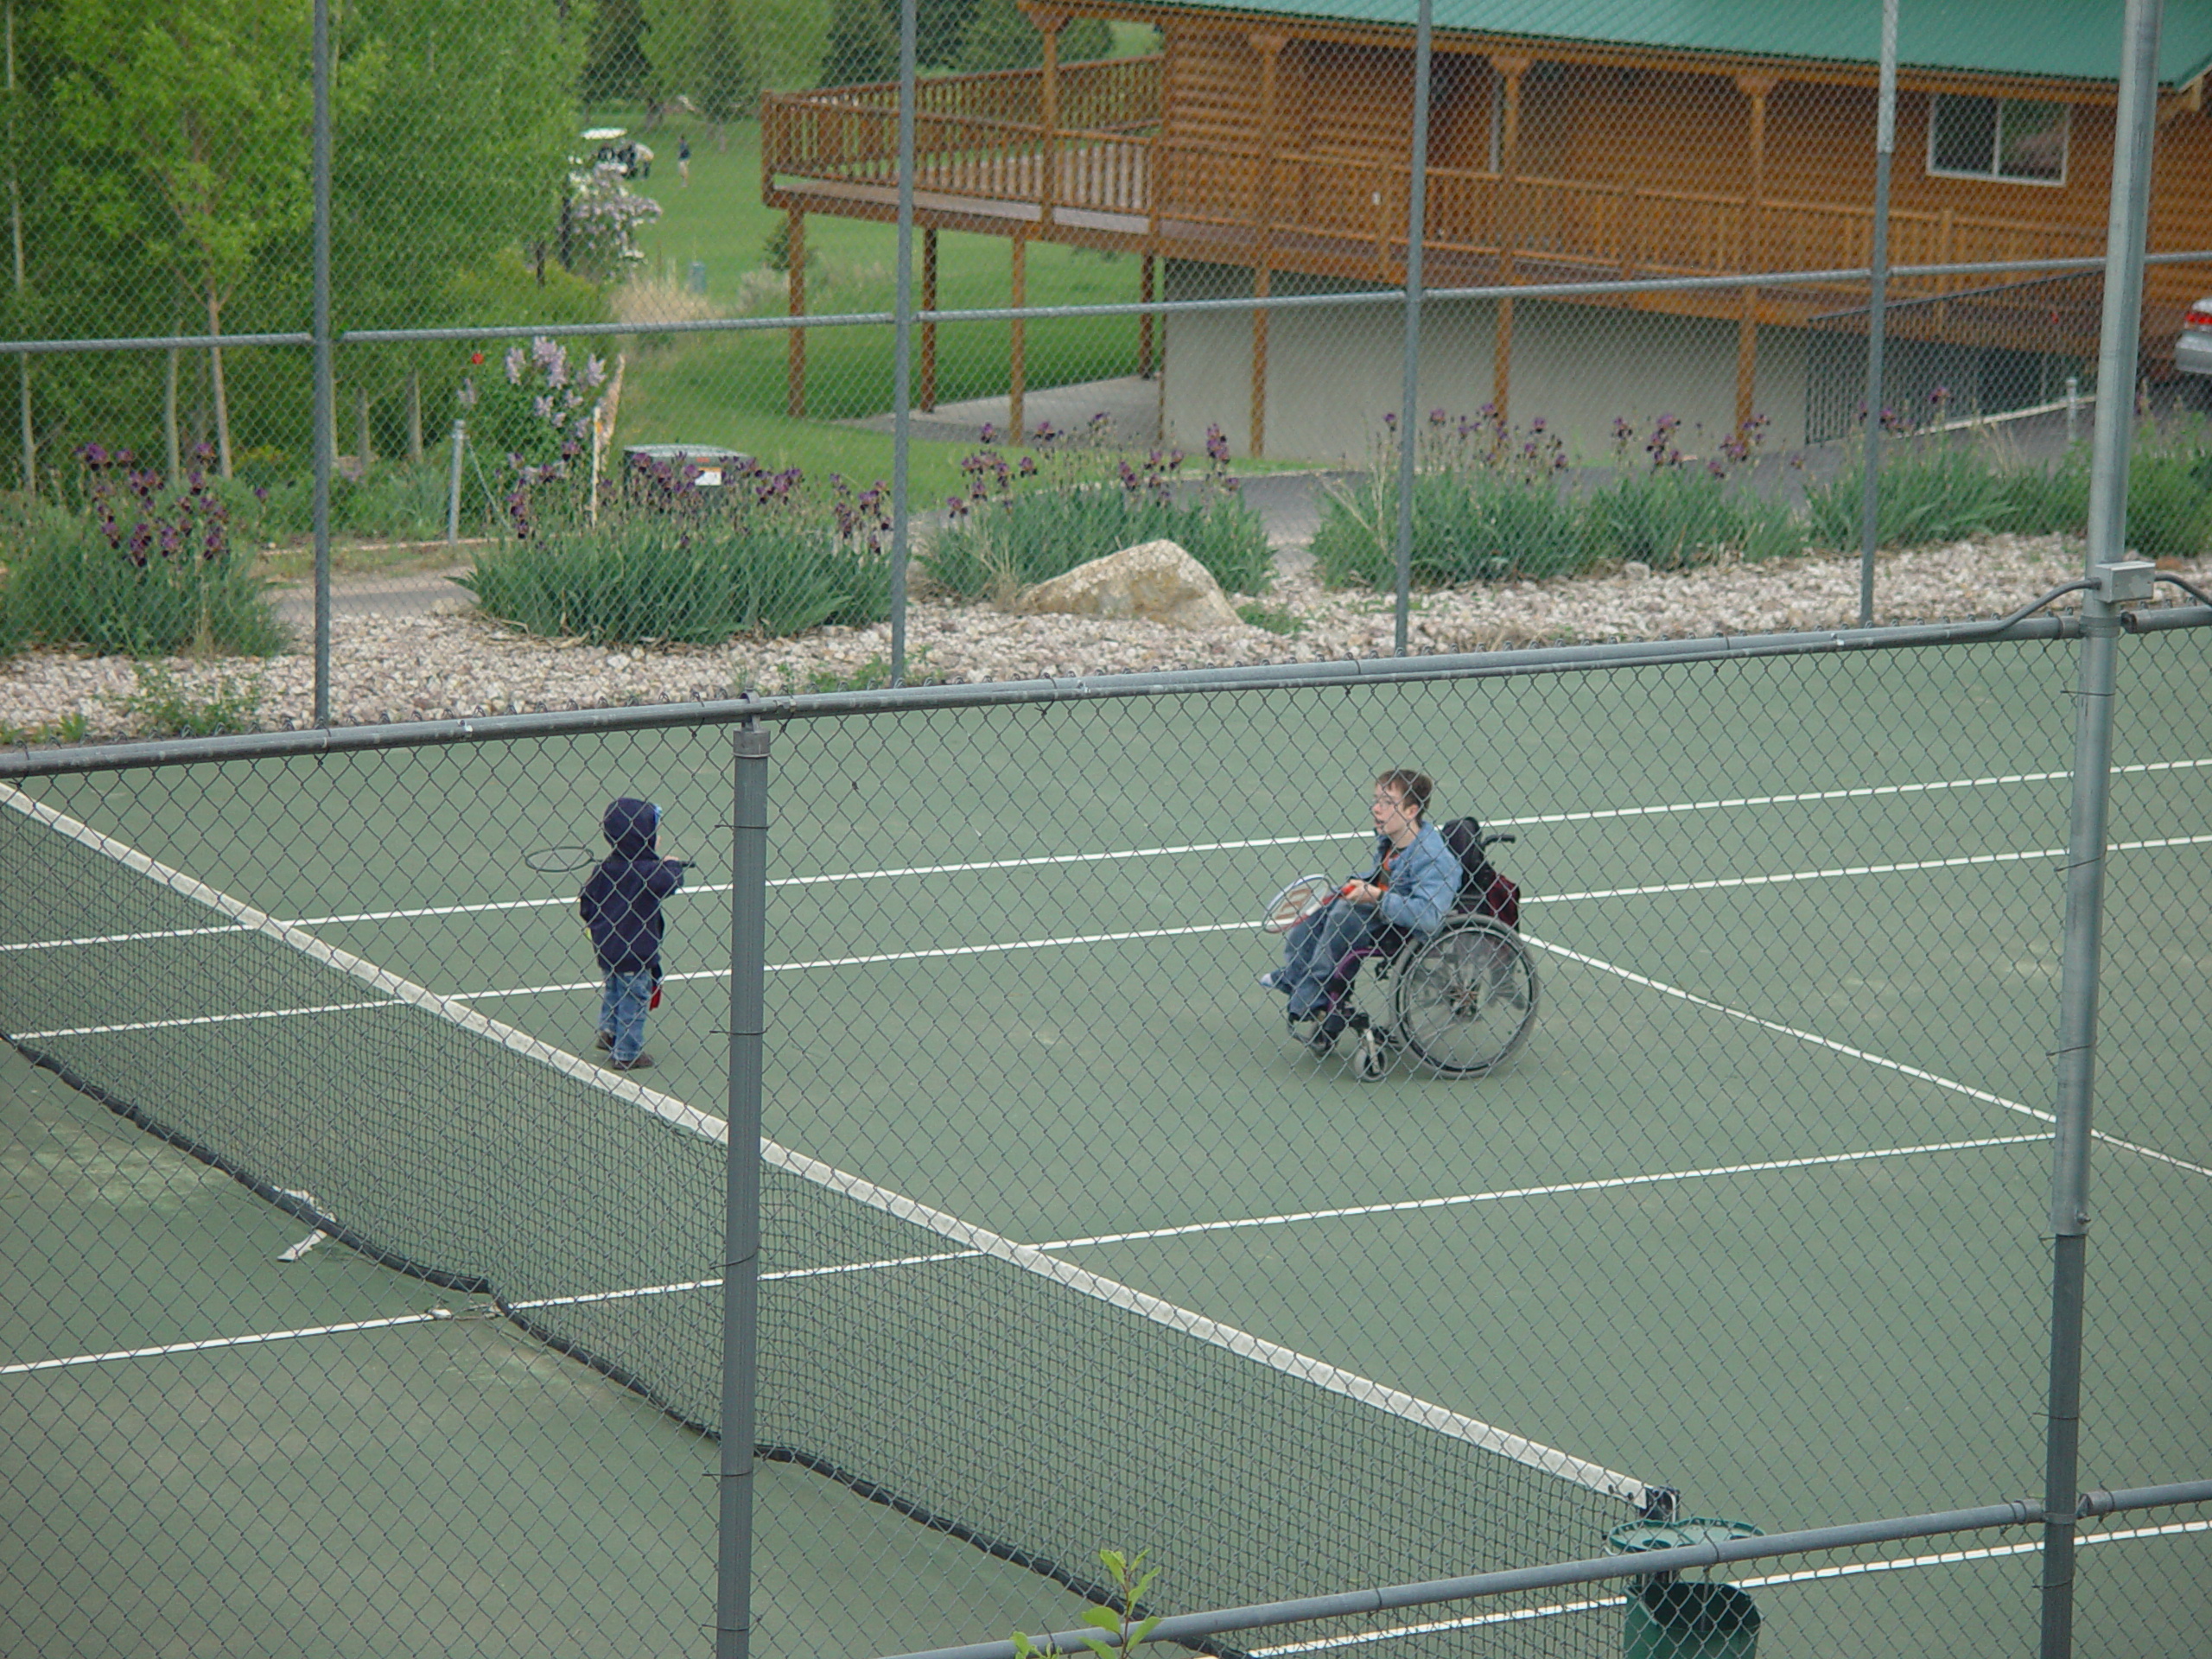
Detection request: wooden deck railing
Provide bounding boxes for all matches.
[764,64,2106,302]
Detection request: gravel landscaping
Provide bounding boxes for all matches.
[3,532,2204,741]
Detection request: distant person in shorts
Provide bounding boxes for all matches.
[1261,768,1458,1054]
[581,797,685,1071]
[677,135,690,185]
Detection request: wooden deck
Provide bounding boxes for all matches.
[762,60,2107,333]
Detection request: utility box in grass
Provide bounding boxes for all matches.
[1608,1517,1762,1659]
[621,443,753,505]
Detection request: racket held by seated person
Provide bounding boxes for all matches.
[1260,874,1339,934]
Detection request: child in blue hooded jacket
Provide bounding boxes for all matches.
[581,797,686,1070]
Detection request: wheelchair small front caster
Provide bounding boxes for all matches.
[1356,1027,1388,1081]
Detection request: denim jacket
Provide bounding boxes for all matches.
[1354,822,1458,936]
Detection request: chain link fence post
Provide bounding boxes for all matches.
[719,722,772,1659]
[2042,2,2164,1653]
[309,0,334,728]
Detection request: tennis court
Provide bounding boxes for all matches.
[4,628,2209,1656]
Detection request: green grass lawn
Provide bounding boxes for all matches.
[595,111,1151,499]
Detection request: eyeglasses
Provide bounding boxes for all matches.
[1371,792,1410,810]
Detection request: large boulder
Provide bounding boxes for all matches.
[1015,539,1243,630]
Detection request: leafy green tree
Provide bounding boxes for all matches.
[51,0,316,478]
[954,0,1107,74]
[914,0,977,70]
[642,0,826,130]
[584,0,650,101]
[322,0,587,436]
[821,0,895,86]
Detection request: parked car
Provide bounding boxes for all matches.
[2172,296,2212,398]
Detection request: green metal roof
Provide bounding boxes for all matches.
[1143,0,2212,88]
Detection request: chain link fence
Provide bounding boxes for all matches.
[4,603,2209,1656]
[5,1,2212,1653]
[6,1,2212,739]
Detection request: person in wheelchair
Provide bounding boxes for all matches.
[1261,768,1459,1054]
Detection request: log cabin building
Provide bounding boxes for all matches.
[763,0,2212,460]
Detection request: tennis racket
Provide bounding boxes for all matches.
[524,845,598,874]
[1260,874,1338,934]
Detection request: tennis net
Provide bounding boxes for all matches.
[0,773,1654,1656]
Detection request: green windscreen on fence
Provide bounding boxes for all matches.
[0,772,1648,1659]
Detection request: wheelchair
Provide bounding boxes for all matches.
[1272,833,1539,1081]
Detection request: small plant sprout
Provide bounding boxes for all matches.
[1012,1548,1163,1659]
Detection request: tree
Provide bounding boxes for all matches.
[955,0,1108,74]
[641,0,826,134]
[914,0,976,71]
[584,0,650,102]
[820,0,895,87]
[328,0,583,327]
[52,0,315,478]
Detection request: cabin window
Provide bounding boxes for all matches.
[1927,94,2068,184]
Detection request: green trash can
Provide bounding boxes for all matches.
[1606,1517,1762,1659]
[1623,1580,1759,1659]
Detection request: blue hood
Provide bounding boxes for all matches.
[602,797,659,856]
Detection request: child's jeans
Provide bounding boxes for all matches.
[599,968,655,1063]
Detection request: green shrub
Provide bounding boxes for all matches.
[1312,467,1588,588]
[111,664,269,737]
[1804,441,2026,550]
[922,421,1273,599]
[465,519,890,645]
[2116,446,2212,558]
[1312,410,1800,589]
[462,465,895,645]
[4,452,284,658]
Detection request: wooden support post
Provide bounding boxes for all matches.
[356,383,372,475]
[1035,11,1065,228]
[1490,56,1529,423]
[1734,74,1776,434]
[920,226,938,411]
[1139,252,1156,378]
[407,366,423,462]
[785,208,807,419]
[1249,32,1286,459]
[1009,231,1028,438]
[1250,266,1270,458]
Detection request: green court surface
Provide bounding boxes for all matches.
[4,633,2209,1656]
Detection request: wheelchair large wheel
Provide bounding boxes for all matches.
[1392,918,1538,1077]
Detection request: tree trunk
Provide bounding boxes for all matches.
[205,283,232,479]
[407,367,423,461]
[356,384,372,474]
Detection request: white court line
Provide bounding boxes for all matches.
[4,783,1647,1509]
[0,1312,445,1375]
[1528,935,2212,1181]
[19,755,2209,950]
[17,1002,391,1042]
[1545,832,2212,904]
[17,831,2212,973]
[1041,1135,2050,1250]
[323,1135,2053,1323]
[1247,1520,2212,1655]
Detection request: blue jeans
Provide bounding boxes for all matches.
[599,967,655,1063]
[1277,899,1391,1018]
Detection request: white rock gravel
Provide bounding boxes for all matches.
[3,534,2204,741]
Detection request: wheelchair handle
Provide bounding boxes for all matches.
[1479,833,1516,849]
